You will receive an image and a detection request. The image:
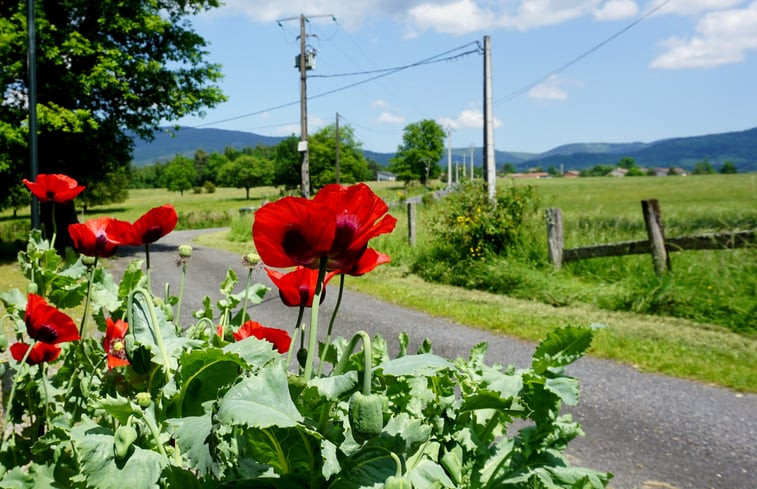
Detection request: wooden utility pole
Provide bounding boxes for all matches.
[483,35,496,200]
[446,127,453,189]
[335,112,340,184]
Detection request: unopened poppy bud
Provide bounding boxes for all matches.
[178,244,193,258]
[0,334,7,352]
[135,392,152,408]
[26,283,38,294]
[81,256,96,267]
[243,252,261,269]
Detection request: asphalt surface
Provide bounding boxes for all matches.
[110,229,757,489]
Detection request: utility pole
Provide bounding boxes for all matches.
[276,13,334,197]
[462,152,466,180]
[483,35,496,200]
[446,127,453,190]
[335,112,340,184]
[27,0,39,229]
[470,145,474,182]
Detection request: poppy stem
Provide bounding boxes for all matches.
[40,364,51,434]
[175,262,187,328]
[144,244,152,291]
[50,204,57,249]
[303,258,328,381]
[240,267,253,323]
[286,306,305,369]
[78,256,97,337]
[0,343,34,450]
[317,273,345,376]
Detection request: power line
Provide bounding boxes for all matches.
[494,0,671,105]
[190,41,481,128]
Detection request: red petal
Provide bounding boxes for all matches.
[11,342,61,364]
[25,293,80,344]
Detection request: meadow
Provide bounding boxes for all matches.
[1,174,755,391]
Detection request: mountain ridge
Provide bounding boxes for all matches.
[132,126,757,172]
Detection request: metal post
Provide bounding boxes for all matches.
[298,14,309,197]
[27,0,39,229]
[483,35,496,200]
[446,128,452,190]
[407,201,416,246]
[335,112,340,184]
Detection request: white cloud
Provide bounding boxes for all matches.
[371,99,388,109]
[438,108,501,130]
[527,74,581,100]
[593,0,638,21]
[650,1,757,68]
[377,111,406,124]
[407,0,496,36]
[646,0,745,17]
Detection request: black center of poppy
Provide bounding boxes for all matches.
[142,225,163,244]
[282,228,315,264]
[35,324,59,343]
[46,190,55,200]
[331,214,358,252]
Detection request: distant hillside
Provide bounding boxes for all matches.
[521,127,757,172]
[132,127,285,166]
[132,126,757,173]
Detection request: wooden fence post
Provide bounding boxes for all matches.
[407,201,416,246]
[546,207,564,269]
[641,199,670,275]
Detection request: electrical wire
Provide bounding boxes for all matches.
[190,41,481,128]
[494,0,671,106]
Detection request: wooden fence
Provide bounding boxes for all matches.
[546,199,755,274]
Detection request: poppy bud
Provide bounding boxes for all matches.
[26,283,38,294]
[384,476,412,489]
[178,244,193,258]
[135,392,152,408]
[81,256,96,267]
[297,348,308,368]
[348,392,384,444]
[0,334,6,352]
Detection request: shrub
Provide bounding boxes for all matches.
[203,180,216,193]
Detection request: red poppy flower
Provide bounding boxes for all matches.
[312,183,396,269]
[25,293,80,344]
[253,184,395,272]
[10,341,62,365]
[341,248,390,276]
[22,173,85,203]
[232,320,291,354]
[253,197,336,268]
[104,318,130,369]
[266,266,337,307]
[68,217,132,258]
[122,204,178,245]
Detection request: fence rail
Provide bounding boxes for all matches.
[546,200,755,274]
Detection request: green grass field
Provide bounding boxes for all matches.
[2,175,755,391]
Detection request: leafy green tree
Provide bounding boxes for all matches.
[1,183,28,218]
[719,161,738,174]
[0,0,225,215]
[219,155,274,199]
[79,166,130,210]
[194,149,210,185]
[579,165,614,177]
[626,166,645,176]
[693,159,716,175]
[162,155,197,195]
[617,157,636,169]
[503,162,517,174]
[273,135,301,191]
[389,119,446,185]
[309,123,371,189]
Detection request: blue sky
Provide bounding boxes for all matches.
[173,0,757,155]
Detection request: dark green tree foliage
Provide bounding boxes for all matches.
[273,135,301,191]
[0,0,225,212]
[693,159,716,174]
[390,119,446,185]
[162,155,197,195]
[218,154,274,199]
[309,123,371,189]
[579,165,614,177]
[719,161,738,174]
[503,162,517,174]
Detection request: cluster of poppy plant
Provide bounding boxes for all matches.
[13,174,396,373]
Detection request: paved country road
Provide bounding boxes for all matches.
[110,229,757,489]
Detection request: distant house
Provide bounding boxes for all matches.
[608,168,628,177]
[376,171,397,181]
[508,172,550,179]
[652,167,689,176]
[563,170,580,178]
